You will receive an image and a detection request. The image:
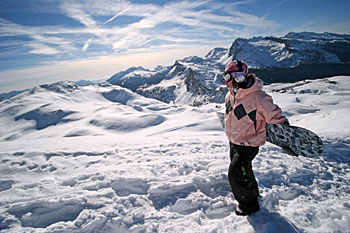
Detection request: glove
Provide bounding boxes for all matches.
[283,119,290,126]
[282,146,298,157]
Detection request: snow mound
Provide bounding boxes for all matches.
[101,89,135,105]
[89,113,165,132]
[15,104,76,130]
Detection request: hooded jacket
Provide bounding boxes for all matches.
[225,74,286,147]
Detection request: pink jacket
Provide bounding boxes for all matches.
[225,75,286,146]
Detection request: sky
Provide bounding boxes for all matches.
[0,0,349,93]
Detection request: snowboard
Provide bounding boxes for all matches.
[216,111,323,158]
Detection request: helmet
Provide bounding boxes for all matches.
[223,60,248,83]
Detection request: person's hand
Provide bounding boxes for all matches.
[283,119,290,126]
[282,146,298,157]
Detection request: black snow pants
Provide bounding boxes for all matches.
[228,142,260,213]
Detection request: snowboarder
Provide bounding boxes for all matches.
[223,60,288,216]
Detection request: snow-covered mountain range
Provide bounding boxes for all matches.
[107,32,350,106]
[227,32,350,68]
[0,74,349,232]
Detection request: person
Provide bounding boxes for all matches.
[223,60,288,216]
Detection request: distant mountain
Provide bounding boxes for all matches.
[0,80,102,102]
[135,60,226,106]
[74,80,96,86]
[107,31,350,105]
[227,32,350,68]
[108,57,226,105]
[0,90,28,102]
[108,66,171,91]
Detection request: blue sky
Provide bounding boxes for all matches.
[0,0,349,93]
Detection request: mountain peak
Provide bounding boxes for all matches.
[205,48,227,61]
[31,81,80,94]
[284,31,350,40]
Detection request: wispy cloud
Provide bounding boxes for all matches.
[81,7,130,52]
[273,0,288,7]
[77,0,276,53]
[0,0,281,92]
[1,0,277,59]
[61,2,97,28]
[28,42,60,55]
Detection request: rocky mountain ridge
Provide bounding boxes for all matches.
[107,32,350,105]
[227,32,350,68]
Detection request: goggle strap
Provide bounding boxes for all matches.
[237,60,242,71]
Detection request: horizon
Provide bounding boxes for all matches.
[1,0,350,93]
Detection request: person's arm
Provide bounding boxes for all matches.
[258,92,287,124]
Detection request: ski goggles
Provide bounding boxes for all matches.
[223,71,246,83]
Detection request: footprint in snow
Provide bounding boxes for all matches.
[111,178,150,197]
[6,200,100,228]
[0,180,15,192]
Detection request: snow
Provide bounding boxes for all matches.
[0,76,350,232]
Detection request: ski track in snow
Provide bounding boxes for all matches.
[0,76,350,233]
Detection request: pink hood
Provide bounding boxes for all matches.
[224,75,286,146]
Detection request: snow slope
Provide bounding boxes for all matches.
[0,76,349,233]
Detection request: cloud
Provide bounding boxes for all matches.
[61,2,97,28]
[84,1,276,53]
[82,38,92,52]
[28,43,60,55]
[81,7,130,52]
[0,0,281,92]
[0,44,213,92]
[59,0,277,51]
[1,0,278,58]
[273,0,288,7]
[103,7,130,25]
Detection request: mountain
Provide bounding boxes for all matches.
[107,57,226,106]
[74,79,101,86]
[135,59,226,106]
[0,89,28,102]
[107,32,350,105]
[108,66,171,91]
[0,76,349,232]
[0,80,103,102]
[228,32,350,68]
